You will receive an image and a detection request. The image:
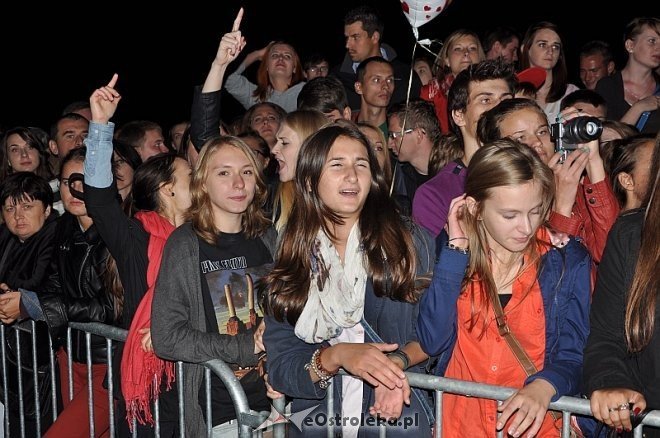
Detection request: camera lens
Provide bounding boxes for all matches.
[563,116,603,144]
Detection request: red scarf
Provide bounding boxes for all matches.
[121,211,176,429]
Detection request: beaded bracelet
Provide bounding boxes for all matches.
[446,242,469,254]
[305,347,336,389]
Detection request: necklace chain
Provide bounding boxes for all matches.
[624,81,655,102]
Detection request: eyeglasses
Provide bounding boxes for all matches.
[388,128,414,140]
[307,66,329,74]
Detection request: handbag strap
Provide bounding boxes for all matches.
[491,295,567,425]
[491,293,537,377]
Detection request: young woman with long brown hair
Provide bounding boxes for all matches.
[264,122,435,437]
[584,132,660,435]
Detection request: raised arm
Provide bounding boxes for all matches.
[202,8,246,93]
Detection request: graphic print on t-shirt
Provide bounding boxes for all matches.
[204,260,271,335]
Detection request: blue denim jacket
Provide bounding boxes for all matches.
[417,232,591,402]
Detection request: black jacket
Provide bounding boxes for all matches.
[331,43,422,111]
[583,209,660,407]
[0,211,59,368]
[595,71,660,135]
[38,213,117,364]
[0,211,59,290]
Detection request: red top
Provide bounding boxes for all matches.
[442,240,561,437]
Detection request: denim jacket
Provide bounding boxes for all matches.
[417,232,591,402]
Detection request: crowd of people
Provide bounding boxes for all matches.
[0,4,659,438]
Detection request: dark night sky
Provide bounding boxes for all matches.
[0,0,653,132]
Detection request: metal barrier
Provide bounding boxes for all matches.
[4,320,660,437]
[1,321,269,438]
[324,371,660,438]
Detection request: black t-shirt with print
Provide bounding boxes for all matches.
[197,231,273,425]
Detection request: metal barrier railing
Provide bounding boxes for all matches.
[4,319,660,438]
[323,371,660,438]
[1,321,269,438]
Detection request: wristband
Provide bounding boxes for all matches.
[387,350,411,370]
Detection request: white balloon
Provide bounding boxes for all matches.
[400,0,451,30]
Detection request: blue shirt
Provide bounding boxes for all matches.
[83,121,115,188]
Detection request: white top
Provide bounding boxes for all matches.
[329,323,365,438]
[543,83,580,123]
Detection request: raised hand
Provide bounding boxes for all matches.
[90,73,121,125]
[214,8,246,67]
[547,147,589,217]
[446,194,469,249]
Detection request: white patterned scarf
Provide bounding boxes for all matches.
[294,223,367,344]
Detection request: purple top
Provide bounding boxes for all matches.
[412,160,467,236]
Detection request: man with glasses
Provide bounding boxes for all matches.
[387,100,440,216]
[303,53,330,80]
[332,5,421,111]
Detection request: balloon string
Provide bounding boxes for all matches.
[389,34,419,198]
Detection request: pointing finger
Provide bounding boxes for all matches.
[107,73,119,88]
[232,7,243,32]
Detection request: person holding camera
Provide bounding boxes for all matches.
[417,140,591,438]
[478,98,619,263]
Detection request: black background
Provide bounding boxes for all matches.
[0,0,652,132]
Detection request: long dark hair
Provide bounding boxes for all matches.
[625,132,660,352]
[1,127,54,181]
[132,153,178,212]
[520,21,569,104]
[267,122,426,325]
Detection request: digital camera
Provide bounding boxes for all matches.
[550,116,603,162]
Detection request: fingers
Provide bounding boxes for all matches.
[372,343,399,354]
[401,376,411,406]
[264,374,284,399]
[232,7,243,32]
[107,73,119,88]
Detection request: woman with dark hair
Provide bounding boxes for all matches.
[0,172,58,437]
[0,127,54,181]
[519,22,579,123]
[151,135,277,436]
[477,97,619,263]
[596,17,660,134]
[0,147,121,437]
[584,132,660,435]
[417,140,591,437]
[608,134,656,211]
[264,122,435,437]
[81,75,191,436]
[111,139,142,203]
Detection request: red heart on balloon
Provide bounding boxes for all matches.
[424,4,431,10]
[402,1,410,13]
[436,6,443,11]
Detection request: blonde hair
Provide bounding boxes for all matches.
[272,110,328,232]
[189,136,269,244]
[463,139,555,335]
